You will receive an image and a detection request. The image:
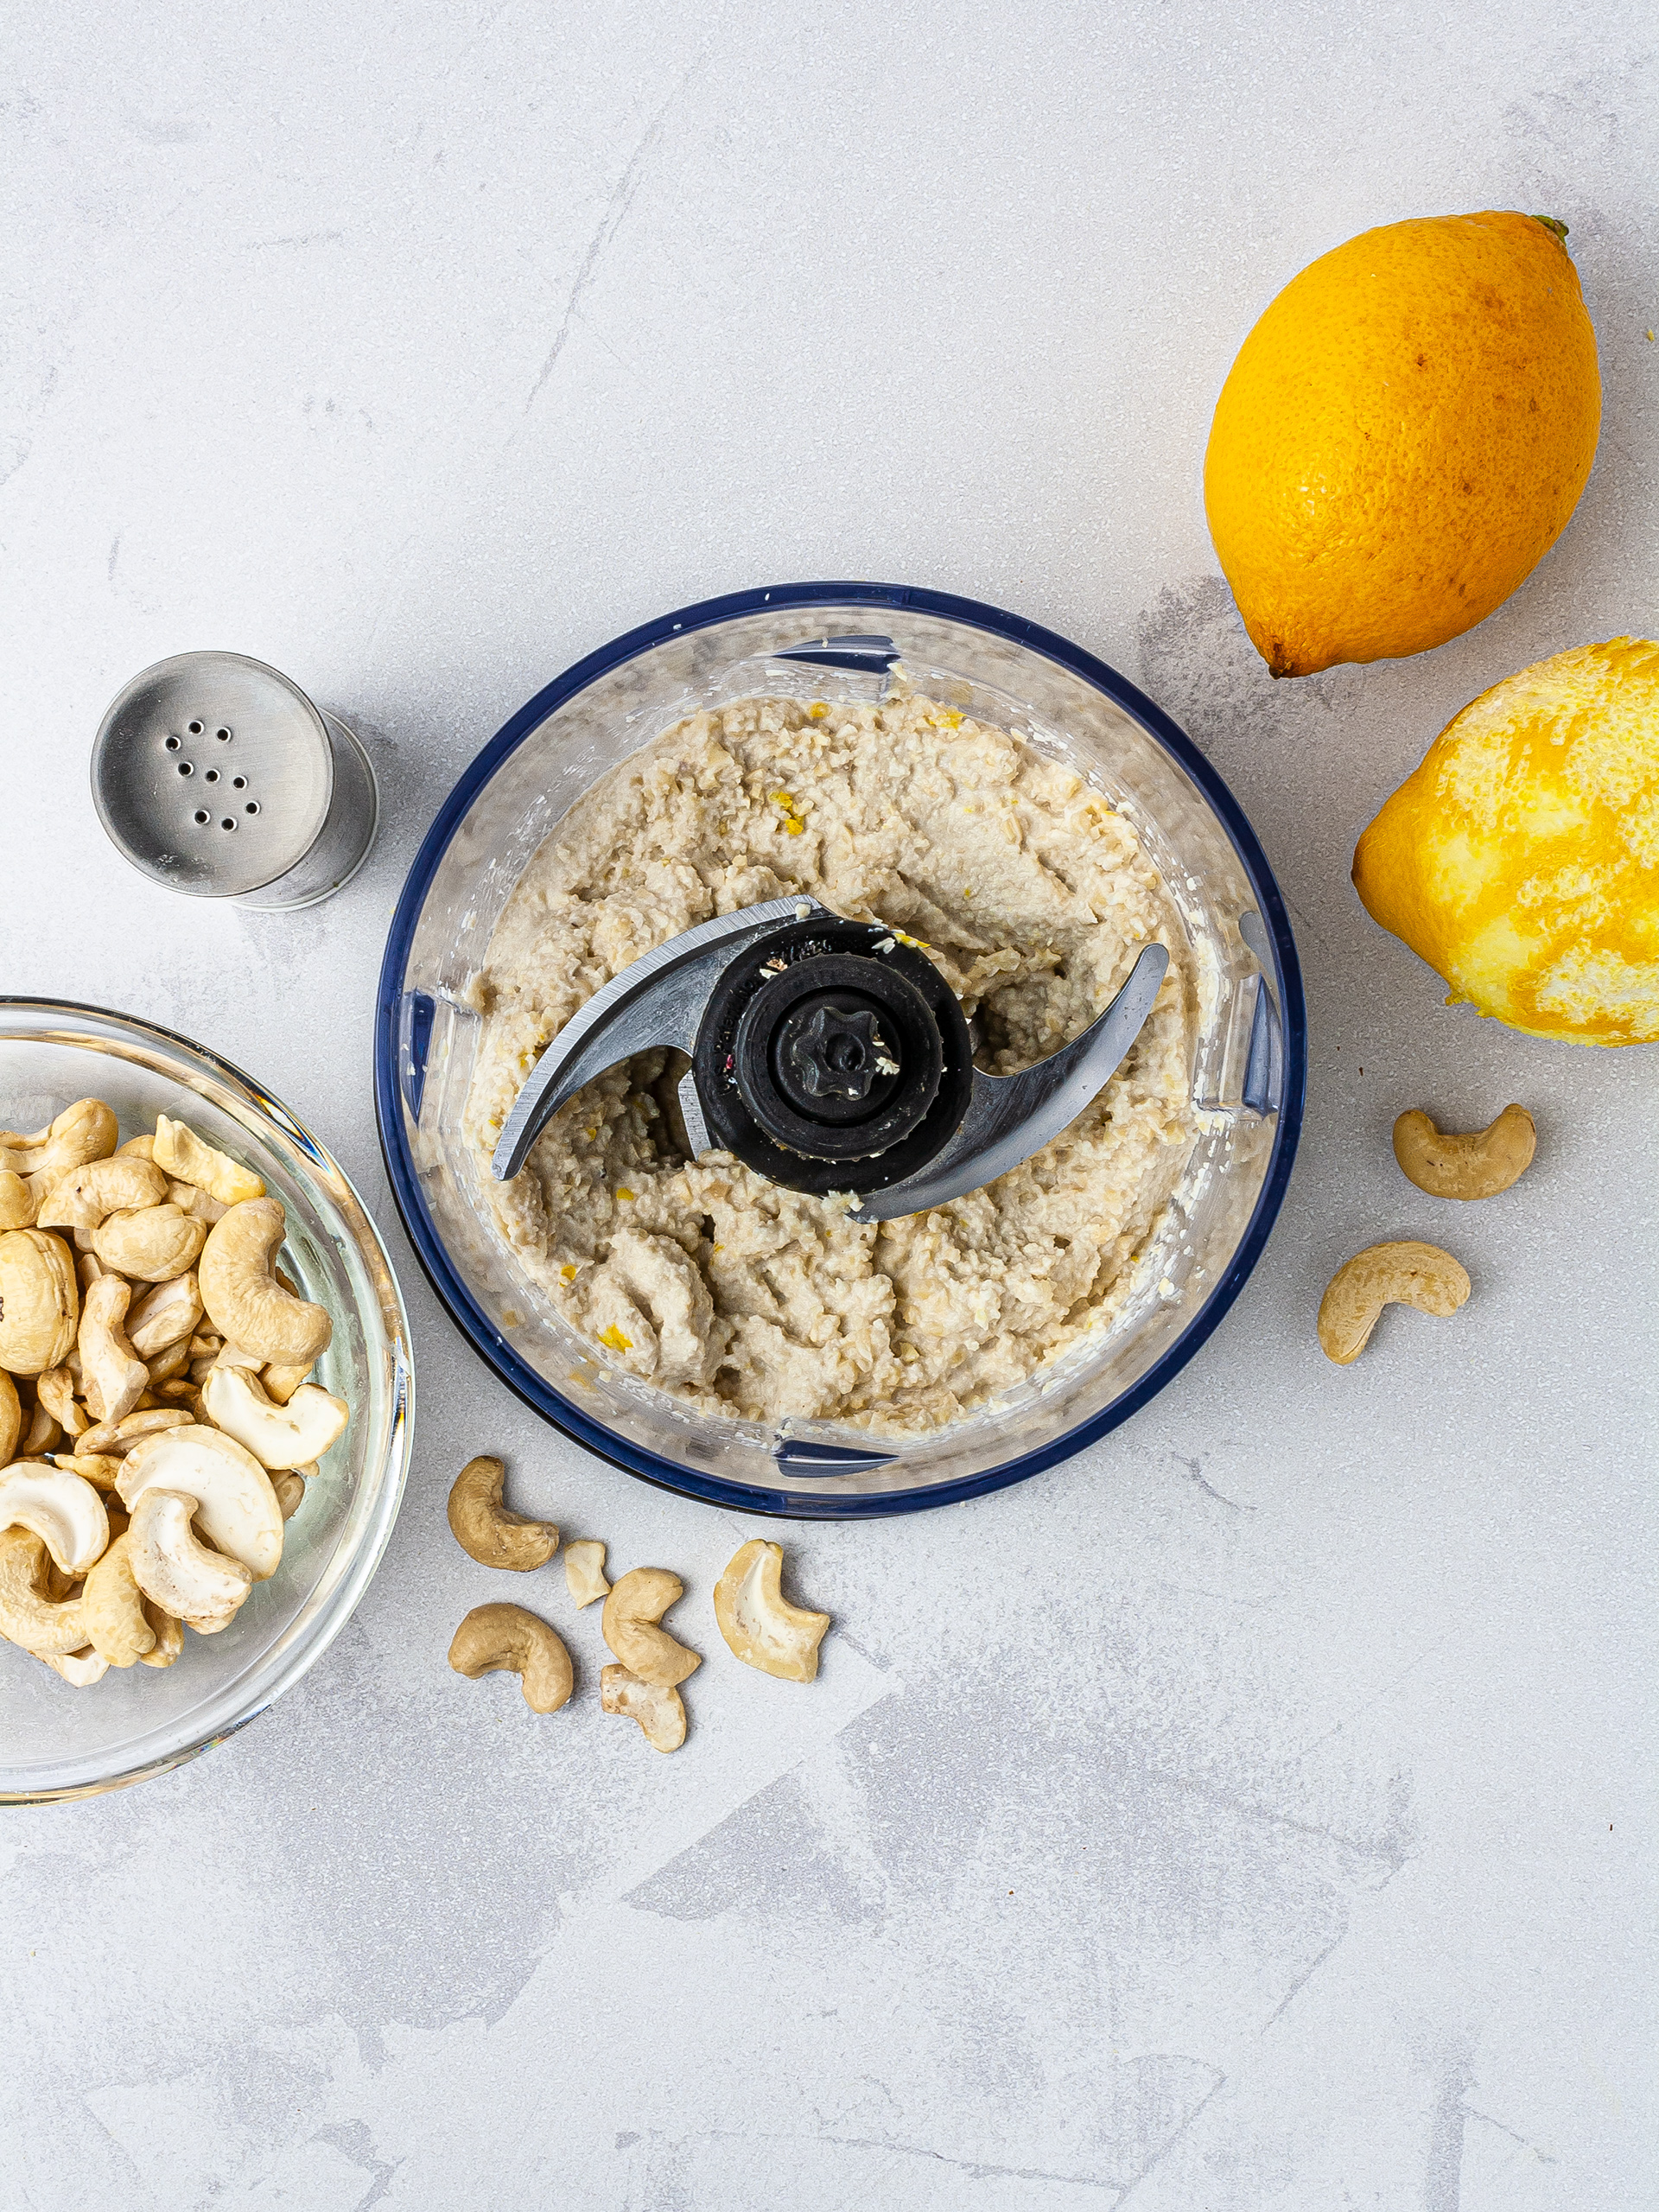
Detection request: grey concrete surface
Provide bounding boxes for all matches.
[3,2,1656,2204]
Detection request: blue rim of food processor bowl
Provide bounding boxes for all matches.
[374,582,1306,1518]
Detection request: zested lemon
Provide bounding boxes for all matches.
[1205,213,1600,678]
[1352,638,1659,1046]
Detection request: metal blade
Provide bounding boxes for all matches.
[847,942,1170,1221]
[491,897,823,1180]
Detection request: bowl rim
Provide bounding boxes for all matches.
[0,995,414,1800]
[373,580,1305,1518]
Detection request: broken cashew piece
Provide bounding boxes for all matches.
[0,1372,18,1465]
[0,1526,90,1654]
[0,1229,79,1375]
[126,1487,254,1633]
[1392,1105,1536,1201]
[35,1368,87,1439]
[448,1602,574,1713]
[80,1532,158,1665]
[1318,1241,1471,1365]
[259,1360,313,1405]
[713,1540,831,1682]
[39,1644,111,1687]
[77,1407,191,1459]
[601,1663,686,1752]
[601,1567,701,1688]
[79,1274,150,1426]
[137,1598,185,1666]
[198,1199,332,1366]
[125,1272,203,1357]
[0,1461,110,1574]
[153,1116,266,1208]
[564,1539,610,1607]
[92,1202,207,1283]
[272,1469,308,1520]
[446,1454,559,1571]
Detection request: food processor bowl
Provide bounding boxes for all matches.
[375,583,1304,1516]
[1,1003,413,1801]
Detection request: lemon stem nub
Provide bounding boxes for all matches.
[1531,216,1570,243]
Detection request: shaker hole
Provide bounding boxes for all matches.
[232,775,246,789]
[177,761,194,777]
[164,735,181,752]
[245,801,260,815]
[215,728,231,741]
[220,817,236,831]
[188,721,203,735]
[193,810,208,825]
[204,769,219,784]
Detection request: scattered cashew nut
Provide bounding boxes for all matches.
[199,1198,331,1366]
[601,1663,686,1752]
[713,1540,831,1682]
[153,1116,266,1208]
[448,1602,574,1713]
[446,1454,559,1571]
[126,1487,254,1633]
[1318,1241,1471,1365]
[601,1567,701,1688]
[1393,1104,1536,1201]
[564,1538,610,1607]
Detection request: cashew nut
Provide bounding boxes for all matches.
[601,1664,686,1752]
[52,1452,123,1491]
[0,1526,90,1653]
[137,1598,184,1666]
[35,1155,167,1233]
[126,1272,202,1357]
[601,1567,701,1688]
[198,1199,331,1366]
[0,1228,79,1374]
[713,1541,831,1682]
[20,1398,59,1456]
[168,1179,229,1225]
[0,1371,17,1464]
[446,1454,558,1571]
[80,1532,158,1665]
[77,1407,191,1459]
[260,1360,313,1404]
[78,1274,149,1426]
[448,1602,574,1713]
[564,1538,610,1607]
[154,1116,266,1208]
[272,1469,308,1520]
[35,1367,87,1438]
[38,1644,111,1688]
[1392,1104,1536,1201]
[117,1424,283,1580]
[200,1364,348,1471]
[0,1460,109,1573]
[146,1337,194,1389]
[0,1173,36,1230]
[117,1135,155,1160]
[127,1487,253,1633]
[1318,1241,1471,1365]
[0,1100,118,1181]
[92,1202,207,1283]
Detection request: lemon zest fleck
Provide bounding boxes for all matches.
[561,1263,577,1282]
[598,1324,632,1354]
[808,702,830,719]
[616,1186,636,1202]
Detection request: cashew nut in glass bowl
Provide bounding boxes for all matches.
[0,1097,353,1688]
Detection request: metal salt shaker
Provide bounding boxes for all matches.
[91,652,378,910]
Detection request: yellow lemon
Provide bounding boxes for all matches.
[1353,639,1659,1045]
[1205,213,1600,677]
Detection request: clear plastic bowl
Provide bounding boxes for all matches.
[376,583,1304,1516]
[1,1002,413,1801]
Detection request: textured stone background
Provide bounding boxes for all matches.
[3,2,1656,2204]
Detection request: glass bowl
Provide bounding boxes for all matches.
[376,583,1304,1517]
[1,1002,413,1802]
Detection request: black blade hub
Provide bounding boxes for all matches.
[693,917,974,1195]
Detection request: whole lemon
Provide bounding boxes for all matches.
[1353,639,1659,1046]
[1205,213,1601,678]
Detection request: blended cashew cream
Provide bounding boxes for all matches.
[464,691,1196,1432]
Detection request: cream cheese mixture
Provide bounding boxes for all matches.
[464,692,1196,1432]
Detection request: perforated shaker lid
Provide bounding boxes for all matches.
[91,652,335,899]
